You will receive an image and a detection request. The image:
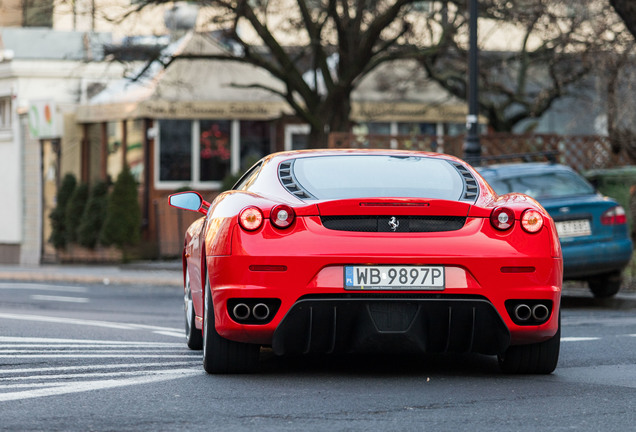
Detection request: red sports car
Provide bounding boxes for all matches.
[169,149,562,374]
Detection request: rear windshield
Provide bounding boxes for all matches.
[291,155,466,200]
[487,171,595,199]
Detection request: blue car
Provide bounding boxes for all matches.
[479,162,633,298]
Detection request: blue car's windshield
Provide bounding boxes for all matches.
[487,171,595,199]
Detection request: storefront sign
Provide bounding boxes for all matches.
[28,100,60,139]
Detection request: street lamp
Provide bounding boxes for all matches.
[463,0,481,162]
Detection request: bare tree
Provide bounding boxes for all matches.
[125,0,448,147]
[421,0,631,132]
[121,0,632,144]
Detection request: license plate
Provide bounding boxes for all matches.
[344,265,445,290]
[555,219,591,238]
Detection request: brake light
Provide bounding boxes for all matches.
[270,205,295,229]
[601,206,627,225]
[490,207,515,230]
[239,207,264,231]
[521,209,544,233]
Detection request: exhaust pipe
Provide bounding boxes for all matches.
[514,304,532,321]
[252,303,270,321]
[232,303,251,321]
[532,304,550,321]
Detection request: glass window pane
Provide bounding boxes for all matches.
[398,122,436,135]
[159,119,192,182]
[106,121,123,183]
[200,120,231,182]
[240,121,271,169]
[293,155,465,200]
[126,120,145,186]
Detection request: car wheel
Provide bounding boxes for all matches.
[498,313,560,374]
[588,271,622,298]
[184,269,203,350]
[202,273,259,374]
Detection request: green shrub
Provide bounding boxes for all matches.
[64,183,89,245]
[77,181,109,249]
[48,173,77,249]
[100,166,141,250]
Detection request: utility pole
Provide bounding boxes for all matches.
[463,0,481,162]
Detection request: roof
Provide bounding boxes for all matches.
[0,28,111,61]
[77,32,291,122]
[77,31,472,124]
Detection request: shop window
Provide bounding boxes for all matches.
[126,120,145,186]
[106,122,123,182]
[397,122,436,136]
[240,121,271,169]
[159,119,192,182]
[200,120,231,182]
[0,98,11,129]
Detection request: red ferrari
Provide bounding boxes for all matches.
[169,149,562,374]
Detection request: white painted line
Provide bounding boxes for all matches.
[0,367,201,385]
[0,349,188,354]
[0,313,181,333]
[0,282,88,293]
[30,295,89,303]
[561,337,600,342]
[153,330,186,338]
[0,354,199,359]
[0,368,200,402]
[0,361,199,375]
[0,337,183,346]
[0,344,183,349]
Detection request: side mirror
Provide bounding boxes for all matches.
[168,191,209,215]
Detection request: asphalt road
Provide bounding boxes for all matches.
[1,280,635,431]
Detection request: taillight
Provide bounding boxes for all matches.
[270,205,295,229]
[490,207,515,230]
[521,209,544,233]
[239,207,264,231]
[601,206,627,225]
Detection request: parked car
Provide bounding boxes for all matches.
[479,162,633,298]
[169,150,562,374]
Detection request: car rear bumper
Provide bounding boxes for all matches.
[562,238,633,279]
[271,296,510,356]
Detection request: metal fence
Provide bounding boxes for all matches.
[327,133,633,171]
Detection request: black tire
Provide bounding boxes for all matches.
[588,271,622,298]
[184,269,203,350]
[202,274,259,374]
[498,313,560,374]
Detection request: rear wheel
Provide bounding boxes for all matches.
[498,313,560,374]
[588,271,622,298]
[202,274,259,374]
[184,269,202,350]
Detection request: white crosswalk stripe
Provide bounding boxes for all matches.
[0,336,201,402]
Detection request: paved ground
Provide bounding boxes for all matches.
[0,261,182,287]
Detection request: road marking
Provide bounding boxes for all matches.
[154,330,186,338]
[0,313,181,334]
[0,337,201,402]
[0,282,88,293]
[0,337,183,346]
[30,295,89,303]
[0,361,198,375]
[561,337,601,342]
[0,369,200,402]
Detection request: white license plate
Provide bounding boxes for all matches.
[344,265,445,290]
[555,219,592,238]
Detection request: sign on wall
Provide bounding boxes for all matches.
[28,100,60,139]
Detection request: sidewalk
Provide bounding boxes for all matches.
[0,261,182,287]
